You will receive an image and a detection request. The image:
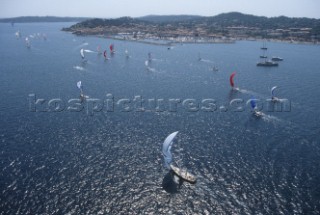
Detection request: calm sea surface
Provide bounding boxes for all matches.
[0,22,320,214]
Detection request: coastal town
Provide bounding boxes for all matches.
[62,13,320,45]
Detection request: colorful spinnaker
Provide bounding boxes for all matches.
[110,44,114,53]
[230,72,236,88]
[250,96,263,117]
[250,97,257,110]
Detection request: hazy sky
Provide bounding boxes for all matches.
[1,0,320,19]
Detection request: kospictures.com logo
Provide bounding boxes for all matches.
[28,94,291,116]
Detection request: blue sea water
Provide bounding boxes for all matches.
[0,22,320,214]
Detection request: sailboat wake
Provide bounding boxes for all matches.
[73,66,86,71]
[145,60,156,72]
[199,58,215,64]
[83,49,96,53]
[151,58,163,62]
[238,88,265,97]
[260,114,282,122]
[74,42,89,50]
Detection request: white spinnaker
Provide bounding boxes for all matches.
[162,131,179,169]
[77,81,82,89]
[80,49,85,59]
[271,86,278,97]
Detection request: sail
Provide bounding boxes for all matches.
[125,49,128,55]
[271,86,277,97]
[77,81,82,90]
[230,72,236,87]
[80,49,85,59]
[15,31,21,38]
[162,131,179,169]
[25,37,30,46]
[145,60,149,67]
[103,50,107,59]
[110,44,114,52]
[250,97,256,109]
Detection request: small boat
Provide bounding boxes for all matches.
[271,97,280,102]
[212,66,219,72]
[110,44,115,54]
[103,50,109,60]
[271,86,281,102]
[257,60,278,67]
[80,48,85,59]
[251,97,263,117]
[261,40,268,50]
[230,72,237,89]
[148,52,152,61]
[170,164,197,184]
[77,81,88,100]
[260,55,268,58]
[25,37,31,48]
[15,31,21,39]
[162,132,197,184]
[97,46,102,55]
[253,109,263,117]
[271,57,283,61]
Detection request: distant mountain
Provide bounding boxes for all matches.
[138,15,203,23]
[137,12,319,34]
[202,12,320,32]
[0,16,89,23]
[68,17,149,29]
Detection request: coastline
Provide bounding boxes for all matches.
[64,30,319,46]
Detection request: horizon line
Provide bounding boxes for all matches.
[0,11,319,20]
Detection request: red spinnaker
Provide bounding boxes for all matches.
[110,44,114,52]
[230,72,236,87]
